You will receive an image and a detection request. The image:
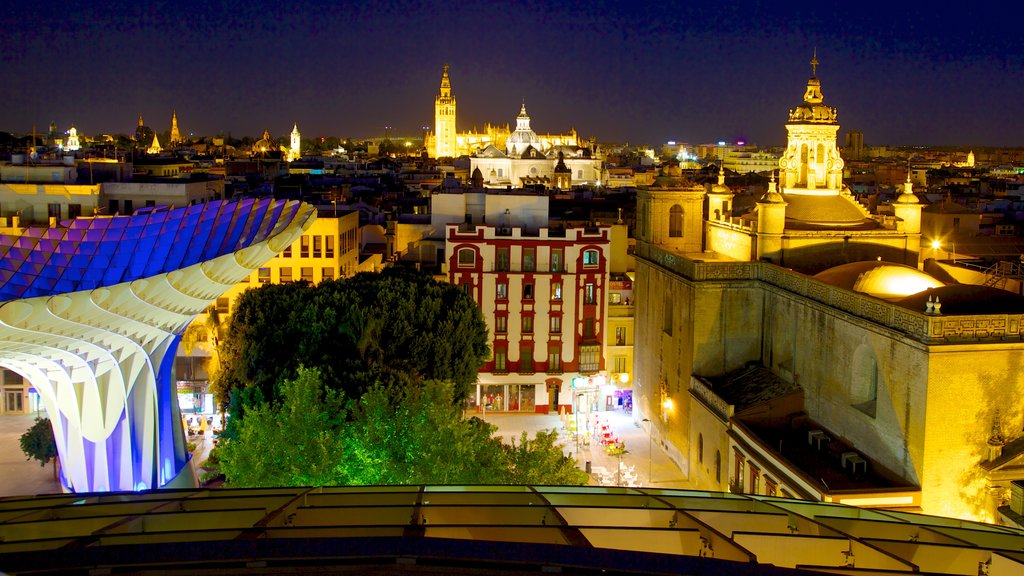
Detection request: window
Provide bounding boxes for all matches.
[279,267,293,283]
[583,318,595,340]
[461,282,473,295]
[610,292,622,304]
[520,344,533,373]
[458,248,475,267]
[549,315,561,333]
[282,244,292,258]
[749,466,761,495]
[313,236,322,258]
[551,282,562,301]
[216,297,230,315]
[258,268,271,284]
[765,477,777,497]
[495,316,507,334]
[733,451,746,493]
[715,451,722,483]
[124,199,133,214]
[614,355,626,373]
[108,199,118,215]
[615,326,626,346]
[301,267,313,282]
[496,247,510,272]
[523,315,533,334]
[579,344,600,373]
[326,235,335,258]
[669,205,683,238]
[698,434,704,464]
[583,249,599,267]
[550,248,564,272]
[547,345,561,372]
[496,282,508,300]
[300,235,310,258]
[69,204,82,218]
[523,283,534,300]
[47,203,61,218]
[322,267,334,281]
[494,347,507,373]
[584,283,596,304]
[523,247,536,272]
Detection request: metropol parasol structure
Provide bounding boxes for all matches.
[0,197,315,492]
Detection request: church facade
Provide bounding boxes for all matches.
[633,57,1024,522]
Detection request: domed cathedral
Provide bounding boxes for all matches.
[692,53,923,274]
[424,65,585,163]
[632,54,1024,523]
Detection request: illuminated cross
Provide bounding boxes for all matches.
[811,49,819,77]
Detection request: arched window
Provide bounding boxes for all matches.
[583,249,599,267]
[799,143,809,185]
[698,433,704,464]
[851,344,879,418]
[669,205,683,238]
[457,248,475,267]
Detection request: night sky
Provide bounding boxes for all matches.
[2,1,1022,147]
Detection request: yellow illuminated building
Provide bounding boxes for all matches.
[425,65,580,159]
[632,55,1024,522]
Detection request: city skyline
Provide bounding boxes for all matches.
[2,1,1023,147]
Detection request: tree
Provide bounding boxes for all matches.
[218,373,587,488]
[213,269,489,413]
[218,367,350,487]
[20,418,59,480]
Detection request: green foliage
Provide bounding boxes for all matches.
[217,372,586,488]
[213,268,488,413]
[218,367,350,487]
[504,431,590,485]
[20,418,57,467]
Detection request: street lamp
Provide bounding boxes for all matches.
[642,417,652,485]
[576,393,586,453]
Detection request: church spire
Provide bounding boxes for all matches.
[169,111,181,145]
[810,48,819,78]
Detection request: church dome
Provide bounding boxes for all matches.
[506,102,541,156]
[814,261,944,299]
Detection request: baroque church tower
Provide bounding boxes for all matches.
[289,124,301,162]
[778,51,844,193]
[434,65,457,159]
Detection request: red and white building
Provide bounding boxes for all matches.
[442,190,611,413]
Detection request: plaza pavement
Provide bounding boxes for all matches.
[0,413,63,498]
[480,408,691,489]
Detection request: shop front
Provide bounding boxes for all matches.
[478,383,538,413]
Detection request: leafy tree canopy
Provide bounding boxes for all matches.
[218,367,587,488]
[212,268,489,420]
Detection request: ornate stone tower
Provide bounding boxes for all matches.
[289,124,301,162]
[434,65,457,159]
[636,175,706,254]
[169,111,181,145]
[778,52,844,193]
